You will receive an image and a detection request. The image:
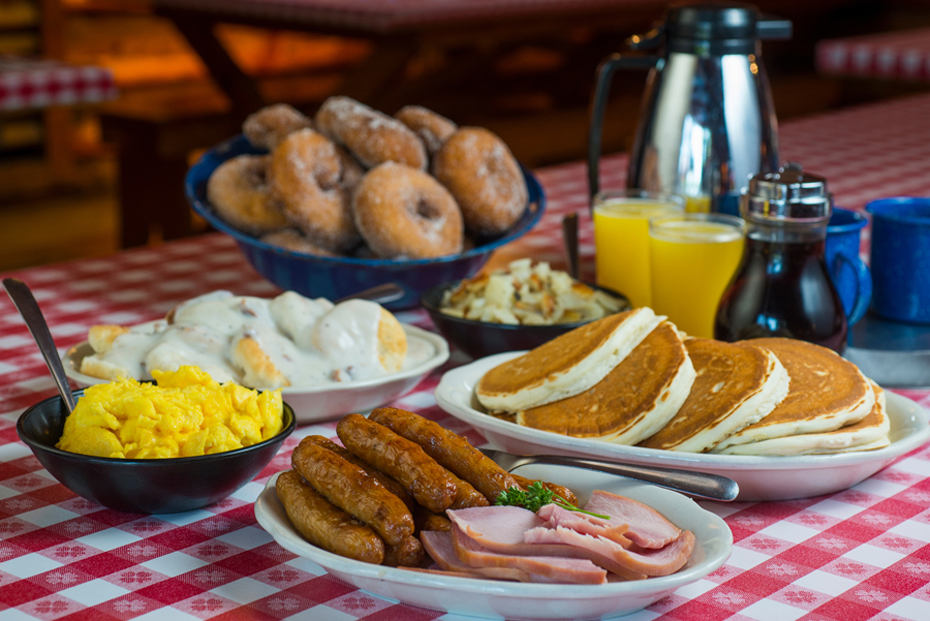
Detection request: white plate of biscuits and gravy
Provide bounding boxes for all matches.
[63,290,449,424]
[435,308,930,502]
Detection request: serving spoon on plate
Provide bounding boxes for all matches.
[480,447,739,501]
[337,282,405,306]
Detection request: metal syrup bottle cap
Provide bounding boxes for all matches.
[741,162,833,224]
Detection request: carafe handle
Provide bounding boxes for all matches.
[587,53,658,207]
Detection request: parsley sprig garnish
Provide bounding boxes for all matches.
[494,481,610,519]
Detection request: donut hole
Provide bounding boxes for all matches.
[245,163,269,189]
[311,161,340,191]
[415,198,441,221]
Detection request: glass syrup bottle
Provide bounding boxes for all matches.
[713,163,848,353]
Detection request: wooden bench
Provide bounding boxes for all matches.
[99,86,240,247]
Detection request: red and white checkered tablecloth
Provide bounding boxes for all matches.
[816,27,930,81]
[3,95,930,621]
[0,57,118,112]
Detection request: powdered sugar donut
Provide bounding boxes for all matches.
[394,105,457,156]
[353,161,463,259]
[206,154,290,235]
[336,144,365,196]
[316,96,427,170]
[243,103,314,151]
[433,127,528,237]
[269,128,360,251]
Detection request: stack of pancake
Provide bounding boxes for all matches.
[474,309,889,456]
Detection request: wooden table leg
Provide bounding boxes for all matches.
[321,33,418,110]
[163,12,267,119]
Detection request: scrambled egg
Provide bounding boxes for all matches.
[57,366,284,459]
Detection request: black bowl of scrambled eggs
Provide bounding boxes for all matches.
[17,371,296,514]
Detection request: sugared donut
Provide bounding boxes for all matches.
[243,103,314,151]
[433,127,528,237]
[269,128,360,251]
[206,154,290,235]
[315,96,427,170]
[260,229,339,256]
[353,162,463,259]
[336,145,365,195]
[394,105,457,155]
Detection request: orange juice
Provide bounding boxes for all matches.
[648,215,745,338]
[593,192,684,308]
[684,195,712,213]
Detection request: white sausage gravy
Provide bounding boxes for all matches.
[80,290,427,389]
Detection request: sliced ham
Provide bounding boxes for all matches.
[451,525,608,584]
[583,490,682,549]
[447,506,600,558]
[537,503,632,547]
[524,525,695,579]
[432,498,695,583]
[419,530,532,582]
[447,506,644,580]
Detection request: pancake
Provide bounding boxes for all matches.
[716,382,889,455]
[638,338,789,453]
[713,338,874,451]
[514,321,695,444]
[475,308,662,412]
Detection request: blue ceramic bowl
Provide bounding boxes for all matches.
[17,388,296,514]
[866,197,930,324]
[185,135,546,309]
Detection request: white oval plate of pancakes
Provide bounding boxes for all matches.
[255,465,732,620]
[435,351,930,502]
[63,322,449,425]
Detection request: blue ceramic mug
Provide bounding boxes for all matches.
[825,207,872,325]
[866,197,930,324]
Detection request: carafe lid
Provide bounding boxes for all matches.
[642,2,792,55]
[741,162,833,224]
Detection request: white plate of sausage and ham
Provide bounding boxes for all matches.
[254,464,732,620]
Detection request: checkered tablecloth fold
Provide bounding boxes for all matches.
[0,58,117,112]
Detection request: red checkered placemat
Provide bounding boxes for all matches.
[3,97,930,620]
[817,27,930,82]
[0,57,117,112]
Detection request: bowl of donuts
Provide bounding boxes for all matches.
[186,97,545,310]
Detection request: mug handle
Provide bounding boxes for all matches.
[834,253,873,325]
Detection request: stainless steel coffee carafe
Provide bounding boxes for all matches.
[588,2,791,215]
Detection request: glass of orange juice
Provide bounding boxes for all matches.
[593,190,684,309]
[648,213,745,338]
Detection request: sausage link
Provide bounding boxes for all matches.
[511,474,579,507]
[337,413,457,513]
[275,470,385,564]
[383,535,426,568]
[449,473,490,510]
[369,407,520,501]
[291,436,413,546]
[413,504,452,533]
[304,435,416,511]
